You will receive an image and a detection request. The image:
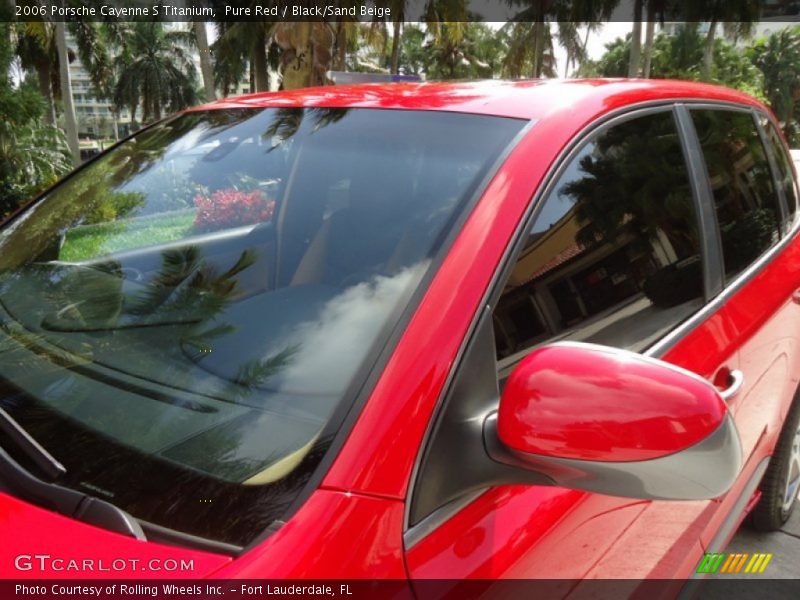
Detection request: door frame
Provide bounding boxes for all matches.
[404,98,800,547]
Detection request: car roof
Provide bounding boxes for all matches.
[191,79,765,121]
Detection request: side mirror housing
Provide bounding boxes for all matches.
[488,343,741,500]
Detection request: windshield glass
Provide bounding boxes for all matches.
[0,107,524,546]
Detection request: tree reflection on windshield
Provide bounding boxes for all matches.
[0,107,525,546]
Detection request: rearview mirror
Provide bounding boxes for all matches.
[486,342,742,500]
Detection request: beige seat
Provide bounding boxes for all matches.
[287,169,417,286]
[290,218,421,286]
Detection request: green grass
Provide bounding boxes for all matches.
[60,211,196,262]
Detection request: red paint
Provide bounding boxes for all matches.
[3,80,798,582]
[210,490,407,579]
[668,227,800,548]
[0,493,230,578]
[407,485,648,580]
[497,344,728,462]
[192,79,761,122]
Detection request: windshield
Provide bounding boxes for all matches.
[0,107,524,546]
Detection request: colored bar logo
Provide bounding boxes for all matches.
[696,552,773,574]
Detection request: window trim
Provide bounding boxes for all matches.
[650,219,800,354]
[753,109,791,232]
[758,112,800,234]
[675,104,725,298]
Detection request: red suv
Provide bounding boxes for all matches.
[1,80,799,586]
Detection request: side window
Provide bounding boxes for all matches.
[493,111,704,374]
[763,116,798,231]
[691,109,782,281]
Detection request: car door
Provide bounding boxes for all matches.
[672,107,800,550]
[405,106,728,584]
[579,105,800,579]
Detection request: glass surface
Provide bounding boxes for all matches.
[763,117,798,231]
[494,111,704,375]
[0,107,524,545]
[692,109,781,280]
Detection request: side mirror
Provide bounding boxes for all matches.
[486,342,742,500]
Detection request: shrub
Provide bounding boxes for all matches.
[0,81,72,216]
[719,208,777,274]
[193,189,275,233]
[643,258,703,308]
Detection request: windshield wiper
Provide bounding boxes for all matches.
[0,407,66,481]
[0,409,145,540]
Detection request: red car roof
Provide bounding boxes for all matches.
[190,79,765,121]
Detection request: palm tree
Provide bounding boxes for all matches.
[14,12,115,166]
[54,20,79,165]
[628,0,644,77]
[388,0,406,74]
[504,0,616,79]
[749,27,800,143]
[14,21,57,125]
[273,22,335,89]
[194,22,215,101]
[69,20,114,97]
[423,20,504,80]
[211,21,251,96]
[559,22,594,78]
[333,19,387,74]
[638,0,679,78]
[14,18,111,125]
[214,20,275,93]
[502,0,552,79]
[640,0,659,78]
[502,20,555,78]
[0,21,72,213]
[112,23,198,124]
[397,24,427,76]
[215,15,371,92]
[421,0,470,76]
[332,19,355,72]
[696,1,760,81]
[371,20,390,68]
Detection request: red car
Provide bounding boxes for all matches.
[1,80,799,589]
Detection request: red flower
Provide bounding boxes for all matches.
[193,189,275,232]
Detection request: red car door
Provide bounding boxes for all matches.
[405,102,798,584]
[405,106,723,583]
[673,108,800,550]
[579,105,800,578]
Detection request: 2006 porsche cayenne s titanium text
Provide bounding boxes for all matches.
[1,80,800,584]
